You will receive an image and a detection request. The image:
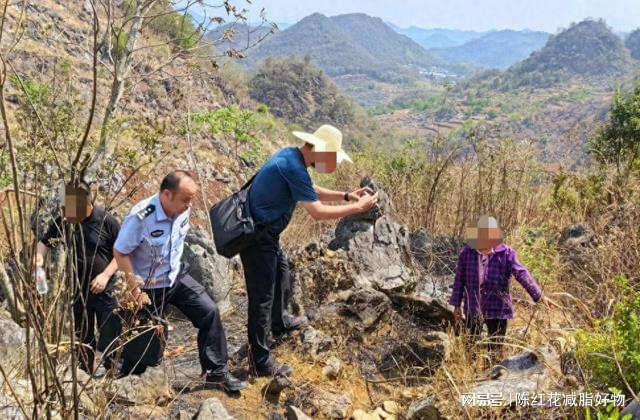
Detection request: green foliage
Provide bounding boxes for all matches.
[589,83,640,190]
[57,58,72,74]
[548,87,593,104]
[0,153,14,189]
[5,70,161,190]
[111,117,164,166]
[145,1,199,49]
[372,94,449,115]
[9,75,84,173]
[189,106,271,164]
[576,275,640,395]
[547,171,606,217]
[585,388,633,420]
[112,30,128,59]
[516,226,559,286]
[12,76,50,102]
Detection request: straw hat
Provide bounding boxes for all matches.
[292,124,352,163]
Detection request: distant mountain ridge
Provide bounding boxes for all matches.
[430,30,550,69]
[386,23,487,48]
[233,13,445,80]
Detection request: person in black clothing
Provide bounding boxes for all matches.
[36,184,122,374]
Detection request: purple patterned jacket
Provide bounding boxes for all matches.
[448,244,543,319]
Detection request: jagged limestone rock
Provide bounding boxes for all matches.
[286,406,312,420]
[322,356,343,379]
[183,226,232,314]
[409,228,463,276]
[471,346,560,404]
[312,390,352,419]
[406,397,442,420]
[289,177,418,317]
[111,366,174,406]
[300,326,333,359]
[340,288,391,330]
[194,398,235,420]
[390,294,454,328]
[0,316,25,366]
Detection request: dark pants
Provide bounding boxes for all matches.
[73,299,121,373]
[466,317,508,352]
[121,273,228,376]
[239,230,293,369]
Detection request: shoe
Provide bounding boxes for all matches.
[204,371,247,393]
[272,315,309,337]
[286,315,308,331]
[253,362,293,378]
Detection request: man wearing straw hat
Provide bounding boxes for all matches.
[242,124,378,377]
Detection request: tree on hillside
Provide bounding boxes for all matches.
[248,55,358,130]
[87,0,273,178]
[589,82,640,197]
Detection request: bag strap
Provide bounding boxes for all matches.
[240,172,258,191]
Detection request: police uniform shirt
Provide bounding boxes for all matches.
[114,193,190,289]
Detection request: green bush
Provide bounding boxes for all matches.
[188,105,271,164]
[145,1,199,49]
[516,226,559,287]
[576,275,640,395]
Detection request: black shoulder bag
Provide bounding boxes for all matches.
[209,174,257,258]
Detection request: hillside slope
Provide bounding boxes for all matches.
[506,19,634,87]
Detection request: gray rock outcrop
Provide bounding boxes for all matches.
[183,226,233,314]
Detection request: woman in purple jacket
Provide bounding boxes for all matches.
[449,216,546,349]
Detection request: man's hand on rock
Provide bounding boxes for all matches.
[348,187,374,201]
[355,191,378,212]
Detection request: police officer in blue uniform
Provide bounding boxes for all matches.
[113,170,246,392]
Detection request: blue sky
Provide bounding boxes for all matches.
[180,0,640,33]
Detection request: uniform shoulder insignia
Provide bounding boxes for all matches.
[136,204,155,221]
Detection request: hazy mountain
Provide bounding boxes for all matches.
[386,23,487,48]
[239,13,444,79]
[431,29,550,69]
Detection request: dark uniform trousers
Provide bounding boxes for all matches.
[121,273,228,376]
[239,228,293,369]
[73,299,121,372]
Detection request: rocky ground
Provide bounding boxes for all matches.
[2,178,628,419]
